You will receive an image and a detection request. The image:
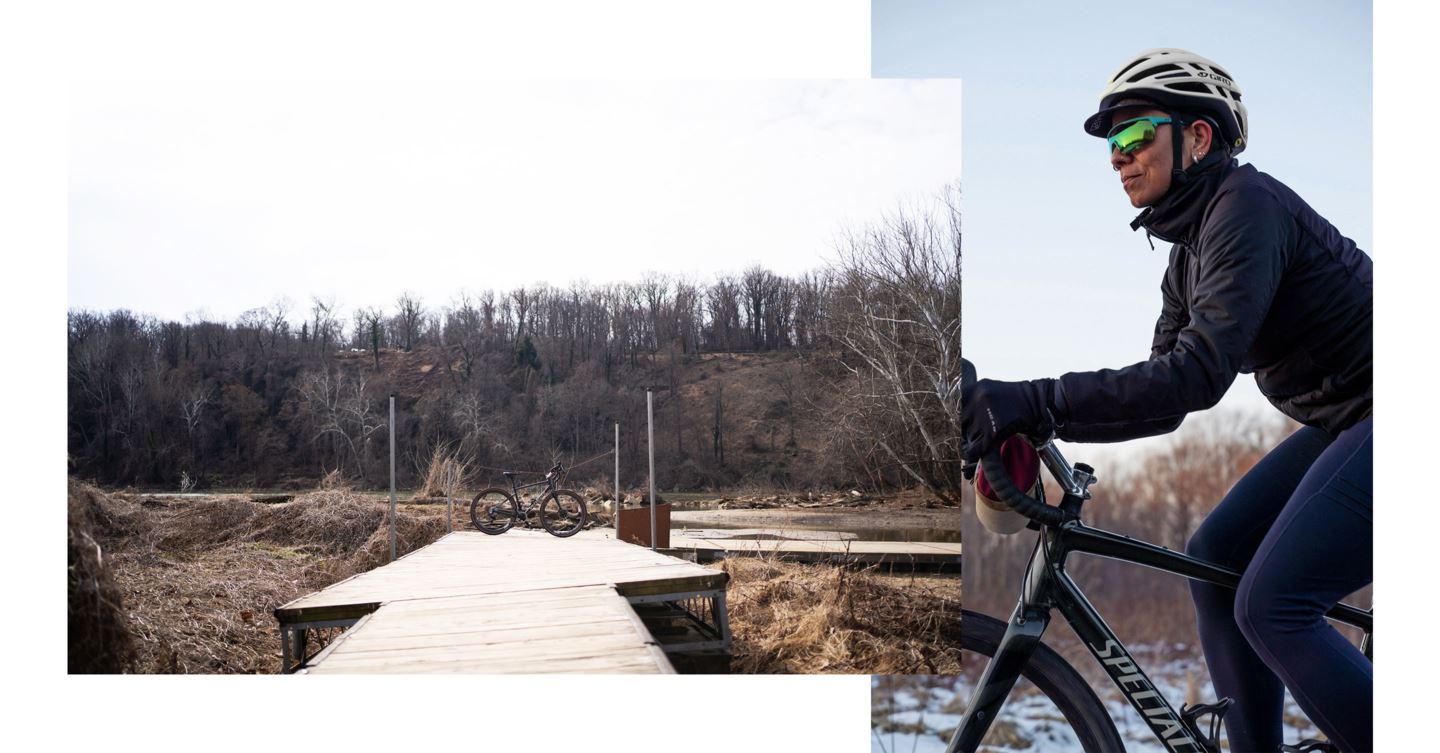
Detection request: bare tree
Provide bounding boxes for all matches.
[265,297,292,353]
[510,286,532,343]
[827,184,964,503]
[363,306,384,369]
[179,382,215,438]
[296,369,385,476]
[395,292,424,352]
[310,296,340,356]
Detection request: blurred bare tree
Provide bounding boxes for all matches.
[827,184,964,503]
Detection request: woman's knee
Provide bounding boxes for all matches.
[1185,519,1228,564]
[1233,570,1266,646]
[1233,565,1312,653]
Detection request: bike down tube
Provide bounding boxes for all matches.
[947,536,1057,753]
[1043,544,1209,752]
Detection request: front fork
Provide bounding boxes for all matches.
[947,536,1056,753]
[946,602,1053,752]
[948,523,1220,753]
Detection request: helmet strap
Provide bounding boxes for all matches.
[1169,111,1190,187]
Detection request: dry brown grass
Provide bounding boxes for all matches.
[413,444,469,500]
[68,478,138,673]
[71,475,961,675]
[718,556,963,674]
[67,478,449,673]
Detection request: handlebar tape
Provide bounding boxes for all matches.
[979,450,1074,527]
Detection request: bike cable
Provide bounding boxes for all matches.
[566,448,617,471]
[470,448,615,478]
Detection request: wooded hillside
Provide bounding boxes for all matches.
[69,191,963,497]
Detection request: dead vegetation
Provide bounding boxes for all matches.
[412,443,471,500]
[70,473,961,674]
[717,556,963,674]
[68,479,137,673]
[67,478,448,673]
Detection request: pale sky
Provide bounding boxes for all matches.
[875,0,1372,464]
[69,78,961,322]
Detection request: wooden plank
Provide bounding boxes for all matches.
[276,529,724,622]
[281,566,726,615]
[667,534,962,563]
[307,652,667,674]
[276,530,716,673]
[305,585,675,674]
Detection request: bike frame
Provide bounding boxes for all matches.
[502,473,559,515]
[504,475,552,503]
[950,447,1373,753]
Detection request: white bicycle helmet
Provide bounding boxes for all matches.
[1084,48,1248,155]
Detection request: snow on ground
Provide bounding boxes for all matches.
[872,643,1322,752]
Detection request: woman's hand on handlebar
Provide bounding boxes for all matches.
[961,377,1059,464]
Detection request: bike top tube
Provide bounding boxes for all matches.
[1023,437,1372,630]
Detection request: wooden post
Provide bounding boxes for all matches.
[647,390,656,551]
[614,422,621,530]
[389,394,396,563]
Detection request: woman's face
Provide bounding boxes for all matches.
[1108,106,1178,208]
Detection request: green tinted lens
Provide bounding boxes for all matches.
[1107,119,1156,154]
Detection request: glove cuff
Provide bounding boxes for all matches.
[1038,377,1067,428]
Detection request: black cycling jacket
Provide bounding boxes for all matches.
[1053,158,1372,442]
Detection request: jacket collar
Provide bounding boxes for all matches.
[1130,156,1238,246]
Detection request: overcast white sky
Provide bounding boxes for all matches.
[70,79,961,322]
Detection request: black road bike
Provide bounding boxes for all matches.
[470,462,589,538]
[950,396,1371,752]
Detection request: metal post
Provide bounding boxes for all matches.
[614,422,621,530]
[446,468,453,534]
[389,394,396,563]
[647,390,656,551]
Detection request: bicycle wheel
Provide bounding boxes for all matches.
[539,489,588,537]
[470,488,520,535]
[952,609,1124,753]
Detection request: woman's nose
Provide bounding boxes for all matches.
[1110,145,1130,171]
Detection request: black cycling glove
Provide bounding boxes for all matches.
[961,378,1059,463]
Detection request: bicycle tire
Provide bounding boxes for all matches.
[539,489,588,537]
[953,609,1124,753]
[470,488,520,535]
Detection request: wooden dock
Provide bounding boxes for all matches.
[275,530,729,674]
[666,531,962,570]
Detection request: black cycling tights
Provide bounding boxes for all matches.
[1186,416,1372,753]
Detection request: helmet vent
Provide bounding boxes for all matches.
[1168,82,1214,94]
[1127,63,1182,83]
[1112,58,1149,82]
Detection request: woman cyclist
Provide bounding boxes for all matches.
[962,49,1372,753]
